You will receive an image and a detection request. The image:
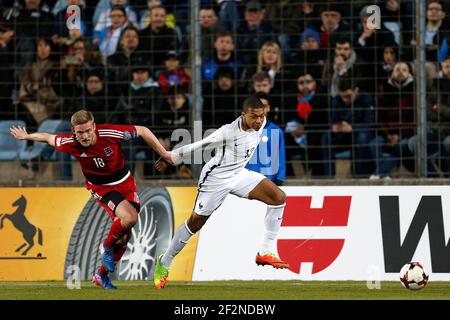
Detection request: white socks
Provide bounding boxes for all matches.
[161,220,194,268]
[161,204,286,267]
[259,203,286,256]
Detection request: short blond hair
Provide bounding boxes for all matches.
[71,110,94,126]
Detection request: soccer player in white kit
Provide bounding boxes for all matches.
[153,96,289,289]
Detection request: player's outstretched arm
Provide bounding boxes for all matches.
[10,126,56,147]
[173,126,227,158]
[154,125,228,172]
[154,126,227,172]
[135,125,177,165]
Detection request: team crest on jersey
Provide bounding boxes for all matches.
[134,192,140,204]
[104,146,113,157]
[107,200,116,211]
[123,131,132,141]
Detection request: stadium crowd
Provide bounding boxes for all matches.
[0,0,449,181]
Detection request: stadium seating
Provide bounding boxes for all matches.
[19,119,69,161]
[0,120,27,160]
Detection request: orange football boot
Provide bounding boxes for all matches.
[255,252,290,269]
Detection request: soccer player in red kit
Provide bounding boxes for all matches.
[10,110,175,289]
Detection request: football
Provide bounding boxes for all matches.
[399,262,429,290]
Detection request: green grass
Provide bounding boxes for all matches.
[0,281,450,300]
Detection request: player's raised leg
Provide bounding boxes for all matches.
[101,200,138,272]
[154,212,208,289]
[248,178,289,269]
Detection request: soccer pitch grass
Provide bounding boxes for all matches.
[1,281,450,300]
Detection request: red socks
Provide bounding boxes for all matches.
[103,219,127,249]
[98,265,108,276]
[113,244,128,262]
[98,221,131,276]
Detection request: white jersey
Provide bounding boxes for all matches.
[174,116,266,187]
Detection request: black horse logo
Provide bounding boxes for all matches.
[0,195,43,256]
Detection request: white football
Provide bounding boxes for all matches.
[399,262,429,290]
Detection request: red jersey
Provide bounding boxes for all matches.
[54,124,138,185]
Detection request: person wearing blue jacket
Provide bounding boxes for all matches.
[202,31,240,81]
[246,92,286,185]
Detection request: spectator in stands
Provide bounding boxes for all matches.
[156,86,191,160]
[94,5,130,58]
[284,73,329,177]
[202,66,242,130]
[139,5,180,69]
[161,0,189,34]
[354,5,396,66]
[299,28,321,50]
[67,69,116,124]
[378,0,414,49]
[236,1,275,65]
[112,61,160,125]
[322,38,370,97]
[437,55,450,79]
[423,1,448,84]
[246,92,286,185]
[202,31,240,82]
[157,85,190,149]
[404,1,449,88]
[251,41,283,86]
[93,0,137,39]
[139,0,176,30]
[377,42,399,84]
[156,50,190,94]
[370,61,416,179]
[54,25,87,55]
[65,38,104,67]
[112,62,160,176]
[246,41,295,120]
[52,0,86,45]
[60,38,103,98]
[2,0,53,70]
[264,0,321,59]
[190,6,221,61]
[216,0,242,34]
[17,38,62,130]
[0,26,15,118]
[151,86,192,178]
[293,1,321,34]
[92,0,115,27]
[250,71,282,126]
[313,3,351,49]
[107,25,144,96]
[0,26,15,49]
[156,85,191,178]
[293,27,326,81]
[423,56,450,176]
[322,79,376,178]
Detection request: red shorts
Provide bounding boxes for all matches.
[85,174,140,219]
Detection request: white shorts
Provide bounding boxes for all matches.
[193,169,266,216]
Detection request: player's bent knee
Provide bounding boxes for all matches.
[127,211,138,225]
[272,189,286,206]
[187,212,208,233]
[120,208,138,227]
